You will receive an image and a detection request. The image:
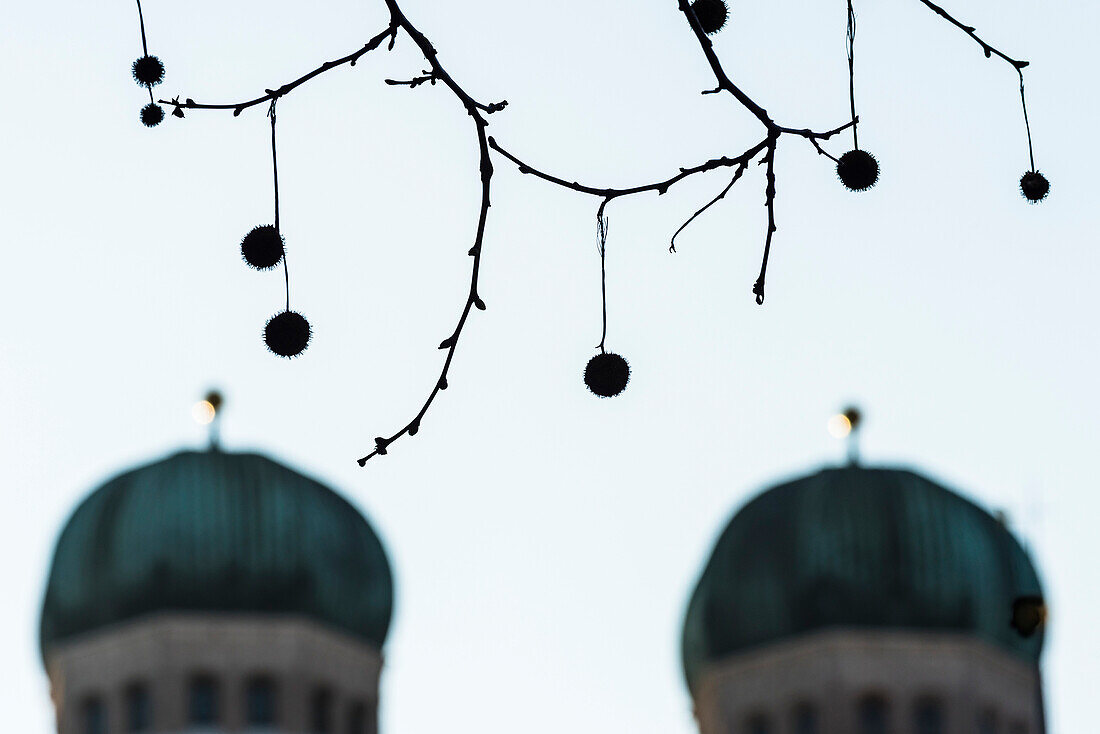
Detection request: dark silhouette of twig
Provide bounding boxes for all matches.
[679,0,774,127]
[160,25,400,115]
[489,137,771,199]
[385,71,438,88]
[805,135,840,163]
[913,0,1037,169]
[753,135,779,305]
[914,0,1029,69]
[356,0,500,465]
[489,119,852,303]
[669,162,748,253]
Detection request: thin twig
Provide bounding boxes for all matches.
[669,162,750,253]
[914,0,1029,70]
[913,0,1037,168]
[159,25,400,114]
[752,135,779,305]
[489,137,770,200]
[805,135,839,163]
[385,71,438,88]
[676,0,774,127]
[357,3,500,465]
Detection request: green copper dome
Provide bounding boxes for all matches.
[40,450,393,657]
[682,467,1044,691]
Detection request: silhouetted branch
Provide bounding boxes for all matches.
[357,2,500,465]
[678,0,774,127]
[489,137,770,199]
[385,71,438,88]
[358,119,493,465]
[915,0,1029,69]
[136,0,1045,465]
[775,119,859,141]
[752,135,779,305]
[381,0,508,115]
[158,25,399,115]
[669,162,748,253]
[913,0,1038,171]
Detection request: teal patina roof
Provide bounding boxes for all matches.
[40,450,393,658]
[682,467,1044,691]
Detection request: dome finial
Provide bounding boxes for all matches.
[192,390,224,450]
[827,405,863,465]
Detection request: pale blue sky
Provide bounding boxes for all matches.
[2,0,1096,733]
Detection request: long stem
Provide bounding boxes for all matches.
[846,0,859,149]
[1019,69,1036,170]
[135,0,149,57]
[269,102,289,311]
[596,202,610,352]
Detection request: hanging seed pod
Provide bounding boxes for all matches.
[836,149,879,191]
[132,55,165,87]
[1019,171,1050,203]
[584,352,631,398]
[241,225,285,270]
[140,103,164,127]
[264,310,311,358]
[690,0,729,35]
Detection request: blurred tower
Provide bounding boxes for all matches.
[681,465,1046,734]
[39,448,393,734]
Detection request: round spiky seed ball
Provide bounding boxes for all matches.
[140,103,164,127]
[690,0,729,35]
[1010,595,1046,638]
[1019,171,1050,203]
[837,149,879,191]
[241,225,285,270]
[584,352,630,398]
[132,55,165,87]
[264,310,311,358]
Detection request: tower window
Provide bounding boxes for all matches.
[246,676,277,728]
[82,696,106,734]
[793,703,818,734]
[857,695,888,734]
[743,712,771,734]
[914,697,944,734]
[189,675,219,726]
[311,687,334,734]
[125,683,150,732]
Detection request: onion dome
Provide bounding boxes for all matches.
[682,467,1043,691]
[40,450,392,659]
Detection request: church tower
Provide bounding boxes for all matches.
[682,466,1046,734]
[39,448,393,734]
